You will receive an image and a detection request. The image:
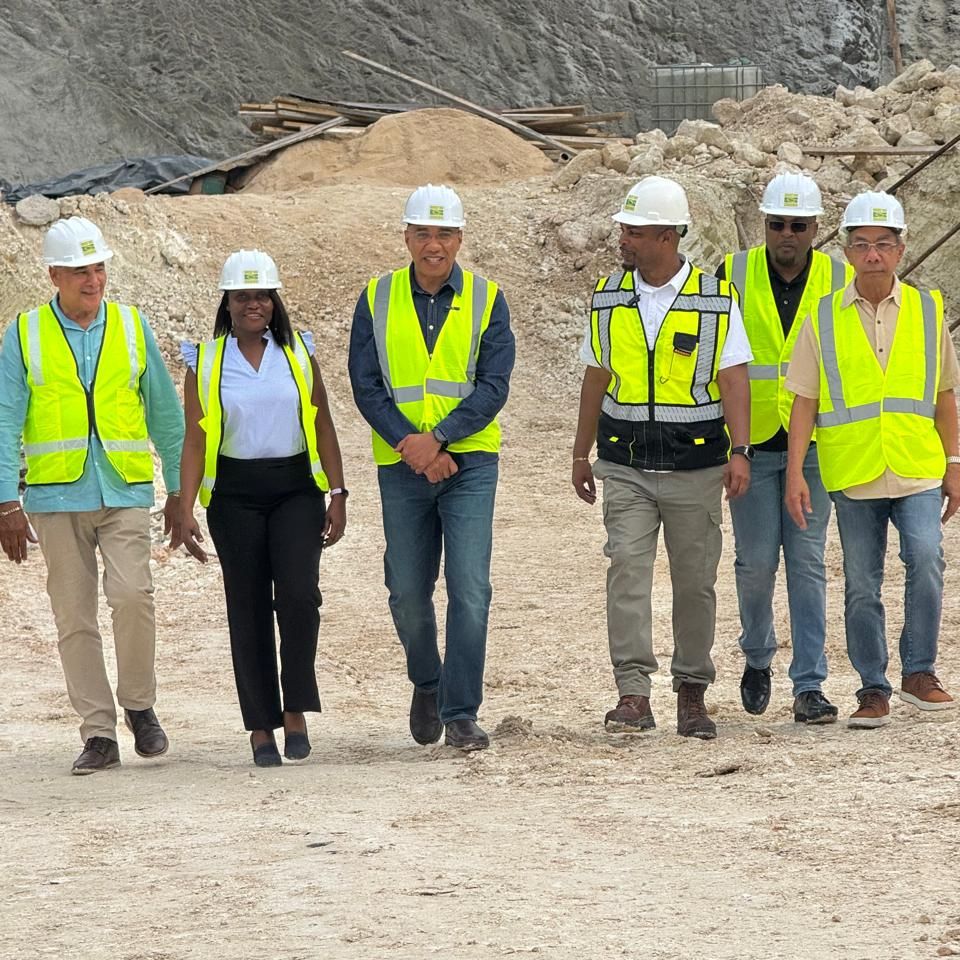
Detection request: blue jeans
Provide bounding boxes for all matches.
[831,488,944,697]
[377,459,498,723]
[729,447,830,695]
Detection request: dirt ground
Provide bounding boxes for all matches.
[1,176,959,960]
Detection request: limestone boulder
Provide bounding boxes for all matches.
[601,141,631,173]
[16,194,60,226]
[662,135,697,161]
[878,113,912,145]
[676,118,731,152]
[886,59,937,94]
[552,149,602,188]
[711,98,742,126]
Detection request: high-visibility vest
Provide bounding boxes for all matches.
[588,265,737,469]
[17,301,152,485]
[195,333,329,507]
[812,282,945,491]
[365,267,500,465]
[726,246,851,443]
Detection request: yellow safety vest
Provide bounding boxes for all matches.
[726,246,851,443]
[812,282,945,492]
[17,301,152,485]
[366,267,500,466]
[588,265,737,470]
[195,333,329,507]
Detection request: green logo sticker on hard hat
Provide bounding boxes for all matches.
[872,208,889,222]
[429,205,444,219]
[80,240,97,255]
[243,270,259,283]
[624,196,638,212]
[783,194,799,207]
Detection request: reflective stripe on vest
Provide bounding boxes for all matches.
[366,267,500,465]
[813,283,944,491]
[18,302,151,485]
[728,246,851,443]
[589,266,732,424]
[195,333,329,507]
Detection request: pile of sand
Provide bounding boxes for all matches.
[244,108,553,193]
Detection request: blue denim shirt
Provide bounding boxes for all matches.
[348,262,515,469]
[0,297,185,511]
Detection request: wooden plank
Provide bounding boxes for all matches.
[804,144,956,156]
[503,104,587,115]
[520,111,625,128]
[144,116,349,194]
[341,49,579,154]
[887,0,904,75]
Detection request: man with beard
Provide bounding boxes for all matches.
[572,176,752,739]
[718,173,851,724]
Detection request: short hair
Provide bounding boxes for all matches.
[213,290,293,346]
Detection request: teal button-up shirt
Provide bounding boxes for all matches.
[0,297,184,512]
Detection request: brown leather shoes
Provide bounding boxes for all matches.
[72,737,120,775]
[124,708,169,758]
[677,682,716,739]
[604,695,656,733]
[848,689,891,728]
[900,672,955,711]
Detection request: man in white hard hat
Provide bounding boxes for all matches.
[718,172,852,725]
[348,184,515,751]
[0,216,184,773]
[786,191,959,728]
[572,175,752,740]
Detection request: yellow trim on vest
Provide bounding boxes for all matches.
[18,301,151,485]
[812,283,944,491]
[195,333,329,507]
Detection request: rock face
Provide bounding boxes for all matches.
[0,0,954,183]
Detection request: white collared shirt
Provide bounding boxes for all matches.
[579,260,752,368]
[181,330,315,459]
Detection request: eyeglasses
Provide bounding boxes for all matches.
[847,240,900,254]
[766,220,811,234]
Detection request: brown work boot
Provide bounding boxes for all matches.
[604,695,656,733]
[676,682,716,740]
[848,689,891,729]
[899,672,955,711]
[72,737,121,775]
[124,708,169,758]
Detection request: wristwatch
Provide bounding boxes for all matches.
[731,444,756,462]
[329,487,349,498]
[432,427,449,450]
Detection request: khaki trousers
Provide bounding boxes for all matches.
[32,507,157,742]
[593,460,724,697]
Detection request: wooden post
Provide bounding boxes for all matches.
[887,0,904,76]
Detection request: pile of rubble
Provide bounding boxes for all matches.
[549,59,960,322]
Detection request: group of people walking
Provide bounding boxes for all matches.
[0,170,954,775]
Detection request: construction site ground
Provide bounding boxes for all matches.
[1,106,960,959]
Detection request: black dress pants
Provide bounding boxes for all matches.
[207,453,325,730]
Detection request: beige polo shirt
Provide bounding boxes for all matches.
[785,276,960,499]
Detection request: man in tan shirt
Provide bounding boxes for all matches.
[785,191,959,728]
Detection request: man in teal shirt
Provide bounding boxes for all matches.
[0,217,184,774]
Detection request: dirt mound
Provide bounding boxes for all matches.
[244,108,553,193]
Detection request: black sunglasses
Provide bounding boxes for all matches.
[767,220,811,234]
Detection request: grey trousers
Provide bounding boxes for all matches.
[593,459,724,697]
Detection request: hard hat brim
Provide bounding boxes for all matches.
[44,250,114,268]
[219,281,283,291]
[403,217,466,228]
[612,211,691,226]
[759,204,824,217]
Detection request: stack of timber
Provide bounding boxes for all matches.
[238,95,630,156]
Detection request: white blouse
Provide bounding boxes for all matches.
[181,330,316,459]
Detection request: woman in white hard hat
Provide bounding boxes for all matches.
[175,250,347,766]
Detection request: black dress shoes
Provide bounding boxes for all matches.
[72,737,121,775]
[740,665,773,715]
[444,719,489,751]
[124,708,169,757]
[250,734,282,767]
[410,688,442,744]
[284,730,311,760]
[793,690,839,724]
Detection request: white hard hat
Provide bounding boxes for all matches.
[42,217,114,267]
[403,184,466,228]
[613,176,692,226]
[840,191,907,238]
[219,249,282,290]
[759,173,824,216]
